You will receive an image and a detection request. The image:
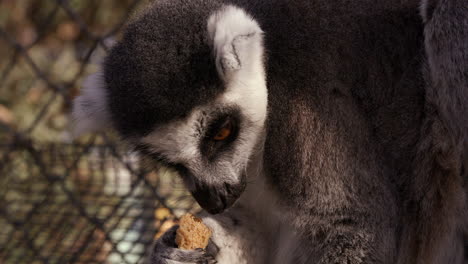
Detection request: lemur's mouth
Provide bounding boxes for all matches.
[191,180,246,214]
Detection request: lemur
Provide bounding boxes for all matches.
[72,0,468,263]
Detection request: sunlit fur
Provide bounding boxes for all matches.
[72,72,109,137]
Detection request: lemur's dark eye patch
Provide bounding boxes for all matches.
[201,113,240,160]
[213,119,234,141]
[205,115,238,143]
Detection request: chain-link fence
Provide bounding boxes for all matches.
[0,1,198,263]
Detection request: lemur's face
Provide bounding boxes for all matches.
[73,4,267,214]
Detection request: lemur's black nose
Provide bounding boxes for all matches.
[191,180,246,214]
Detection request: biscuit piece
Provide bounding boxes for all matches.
[175,213,212,250]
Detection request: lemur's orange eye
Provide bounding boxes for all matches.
[213,121,232,141]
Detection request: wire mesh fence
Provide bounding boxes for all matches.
[0,1,197,263]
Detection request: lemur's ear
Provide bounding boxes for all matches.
[208,5,264,81]
[71,72,111,138]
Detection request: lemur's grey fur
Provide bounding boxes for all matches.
[72,0,468,263]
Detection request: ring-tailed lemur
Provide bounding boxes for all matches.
[72,0,468,263]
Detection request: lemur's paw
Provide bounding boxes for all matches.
[150,226,219,264]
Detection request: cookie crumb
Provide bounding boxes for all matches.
[175,213,212,250]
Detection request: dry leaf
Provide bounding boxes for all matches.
[155,207,171,220]
[57,22,79,41]
[0,104,14,125]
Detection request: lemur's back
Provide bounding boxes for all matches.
[233,0,467,263]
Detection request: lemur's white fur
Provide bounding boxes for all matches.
[71,72,109,138]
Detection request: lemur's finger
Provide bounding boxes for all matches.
[205,239,220,259]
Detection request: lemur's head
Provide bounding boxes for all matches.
[72,2,267,214]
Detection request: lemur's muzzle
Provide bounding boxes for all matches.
[191,179,246,214]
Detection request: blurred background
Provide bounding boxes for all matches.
[0,1,199,263]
